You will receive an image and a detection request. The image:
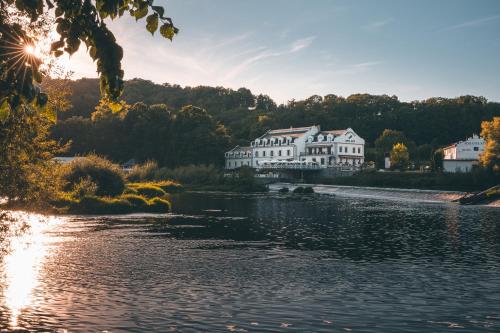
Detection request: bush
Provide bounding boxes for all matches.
[154,164,222,185]
[68,194,171,214]
[155,180,184,192]
[293,186,304,194]
[72,195,132,214]
[147,197,171,213]
[128,183,167,198]
[127,160,158,182]
[61,155,125,196]
[278,187,289,193]
[51,191,78,208]
[120,194,149,207]
[72,176,98,198]
[303,186,315,194]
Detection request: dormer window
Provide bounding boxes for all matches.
[318,135,324,142]
[308,136,313,143]
[327,134,333,142]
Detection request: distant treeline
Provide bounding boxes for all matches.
[49,78,500,167]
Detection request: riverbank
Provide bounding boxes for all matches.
[312,170,499,192]
[269,182,490,205]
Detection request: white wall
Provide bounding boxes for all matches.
[444,135,485,160]
[443,160,478,173]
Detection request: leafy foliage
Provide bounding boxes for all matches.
[480,117,500,173]
[0,0,177,113]
[50,78,500,168]
[61,154,125,196]
[52,102,231,167]
[128,183,166,199]
[390,143,410,170]
[0,104,61,204]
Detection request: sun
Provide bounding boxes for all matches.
[24,43,42,58]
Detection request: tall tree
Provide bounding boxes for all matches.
[390,143,410,170]
[480,117,500,173]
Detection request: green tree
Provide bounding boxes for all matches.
[480,117,500,173]
[390,143,410,170]
[431,148,444,172]
[0,104,61,204]
[1,0,178,115]
[1,0,177,203]
[375,129,409,153]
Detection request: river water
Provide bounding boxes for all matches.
[1,187,500,332]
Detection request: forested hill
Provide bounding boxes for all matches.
[49,77,500,166]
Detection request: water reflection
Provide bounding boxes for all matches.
[0,212,59,328]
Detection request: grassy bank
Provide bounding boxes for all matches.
[315,170,499,192]
[50,181,173,214]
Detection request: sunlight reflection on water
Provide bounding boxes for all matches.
[0,212,61,329]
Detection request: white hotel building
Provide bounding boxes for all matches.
[225,125,365,170]
[442,134,485,173]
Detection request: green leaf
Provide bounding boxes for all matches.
[108,101,123,113]
[152,5,164,18]
[160,24,175,40]
[50,40,64,51]
[0,99,11,123]
[36,92,48,107]
[33,70,43,83]
[41,106,57,123]
[146,13,159,35]
[134,4,148,20]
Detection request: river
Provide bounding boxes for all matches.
[1,187,500,332]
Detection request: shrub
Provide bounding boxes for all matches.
[72,176,98,198]
[154,164,222,185]
[278,187,289,193]
[128,183,167,198]
[51,192,78,208]
[127,160,159,182]
[61,155,125,196]
[293,186,304,194]
[303,186,315,194]
[120,194,149,207]
[123,186,139,195]
[72,195,132,214]
[155,180,184,192]
[147,197,171,213]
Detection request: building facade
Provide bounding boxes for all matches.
[301,128,365,167]
[251,126,320,168]
[442,134,485,173]
[224,126,365,170]
[225,146,253,170]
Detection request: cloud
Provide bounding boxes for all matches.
[363,18,394,31]
[222,36,316,80]
[329,61,381,75]
[441,14,500,31]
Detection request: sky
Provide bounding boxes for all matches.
[61,0,500,103]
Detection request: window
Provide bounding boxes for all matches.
[255,151,259,157]
[278,150,282,156]
[352,147,355,153]
[228,162,231,167]
[358,147,361,154]
[263,151,266,157]
[339,146,342,153]
[287,149,291,156]
[312,158,316,162]
[321,158,325,165]
[270,151,274,157]
[474,147,479,151]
